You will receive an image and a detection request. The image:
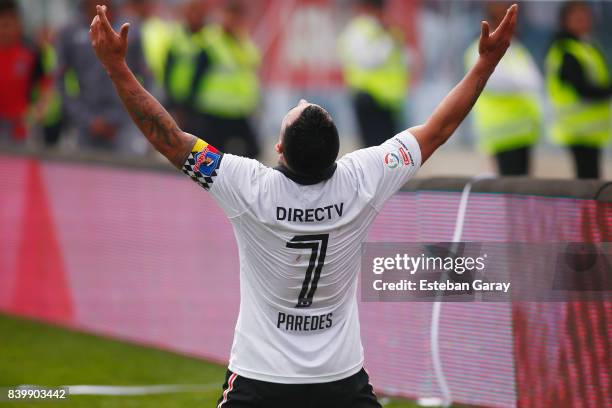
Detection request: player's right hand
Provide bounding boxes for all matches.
[89,5,130,71]
[478,4,518,69]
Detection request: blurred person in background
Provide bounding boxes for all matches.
[195,0,261,158]
[339,0,409,147]
[124,0,172,93]
[35,25,66,147]
[164,0,208,133]
[0,0,51,144]
[55,0,150,154]
[167,0,261,158]
[465,1,542,176]
[545,0,612,179]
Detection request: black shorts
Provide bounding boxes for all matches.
[215,368,382,408]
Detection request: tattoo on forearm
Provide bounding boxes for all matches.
[118,83,194,167]
[126,87,177,145]
[461,77,487,119]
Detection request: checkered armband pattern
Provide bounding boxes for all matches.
[182,138,223,191]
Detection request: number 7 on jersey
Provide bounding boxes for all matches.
[286,234,329,308]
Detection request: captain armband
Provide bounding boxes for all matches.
[182,138,223,190]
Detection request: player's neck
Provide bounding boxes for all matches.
[274,163,337,186]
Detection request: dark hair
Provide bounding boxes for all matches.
[559,1,590,26]
[282,105,340,177]
[0,0,17,14]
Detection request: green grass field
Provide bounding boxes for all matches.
[0,314,423,407]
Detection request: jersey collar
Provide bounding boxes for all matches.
[274,163,337,186]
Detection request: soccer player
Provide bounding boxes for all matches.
[89,4,517,407]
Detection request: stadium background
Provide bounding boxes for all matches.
[1,1,611,407]
[7,0,612,176]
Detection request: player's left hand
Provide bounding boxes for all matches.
[478,4,518,69]
[89,5,130,71]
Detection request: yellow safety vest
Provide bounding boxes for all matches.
[141,17,174,86]
[38,45,78,127]
[166,26,205,104]
[464,41,542,154]
[194,25,261,118]
[339,16,409,111]
[39,44,62,126]
[545,38,611,147]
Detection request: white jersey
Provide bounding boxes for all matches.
[182,131,421,384]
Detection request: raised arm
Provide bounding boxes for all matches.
[89,5,195,168]
[410,4,518,163]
